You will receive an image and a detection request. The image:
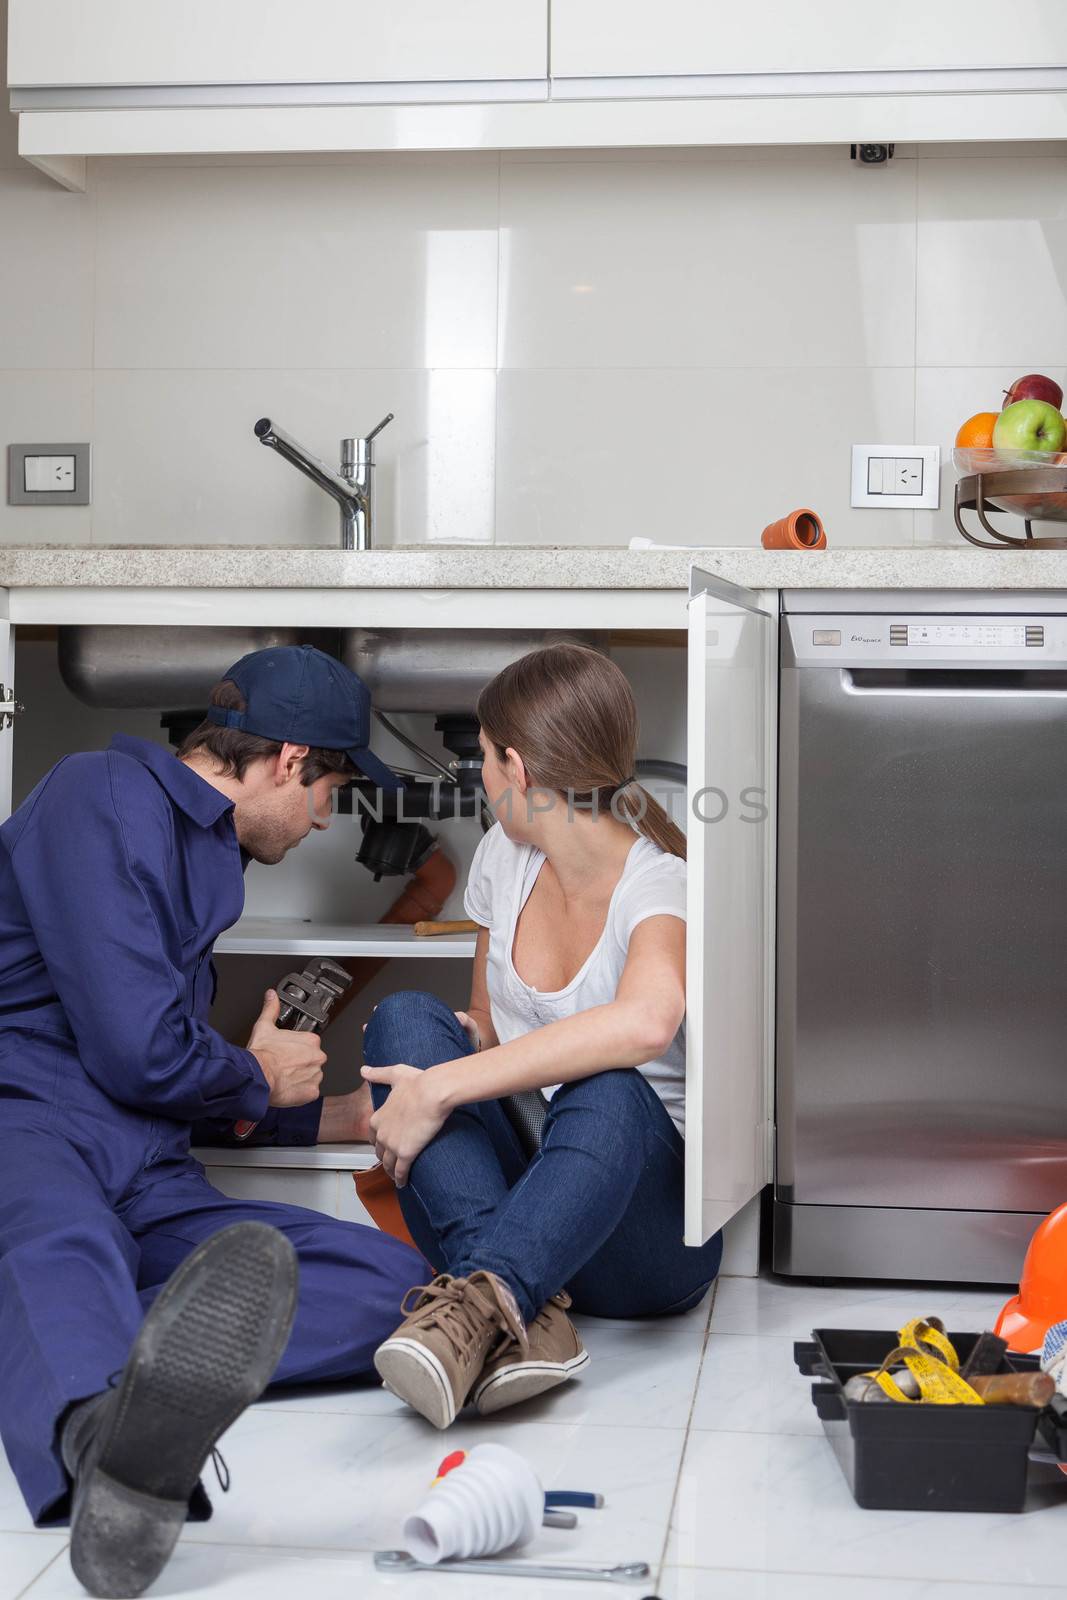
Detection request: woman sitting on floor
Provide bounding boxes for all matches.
[362,641,722,1428]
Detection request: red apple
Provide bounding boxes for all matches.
[1003,373,1064,410]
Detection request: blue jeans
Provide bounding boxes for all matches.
[363,990,723,1325]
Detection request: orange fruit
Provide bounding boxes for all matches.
[955,412,998,449]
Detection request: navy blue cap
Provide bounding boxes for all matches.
[205,645,403,792]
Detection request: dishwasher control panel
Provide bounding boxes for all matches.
[787,615,1065,668]
[890,622,1041,649]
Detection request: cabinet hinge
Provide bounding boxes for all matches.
[0,684,25,731]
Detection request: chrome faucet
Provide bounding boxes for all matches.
[253,413,394,550]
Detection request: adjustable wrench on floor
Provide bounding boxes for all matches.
[375,1551,651,1583]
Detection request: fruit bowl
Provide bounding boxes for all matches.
[953,448,1067,531]
[953,447,1067,476]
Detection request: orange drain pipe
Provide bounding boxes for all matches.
[330,842,458,1022]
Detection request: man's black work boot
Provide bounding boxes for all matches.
[61,1221,298,1599]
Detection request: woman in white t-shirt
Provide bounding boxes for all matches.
[362,642,723,1430]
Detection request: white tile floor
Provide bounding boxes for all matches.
[5,1274,1067,1599]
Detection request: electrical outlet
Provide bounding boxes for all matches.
[851,444,940,510]
[8,442,92,506]
[24,454,75,493]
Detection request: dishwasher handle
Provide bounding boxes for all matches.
[842,667,1067,696]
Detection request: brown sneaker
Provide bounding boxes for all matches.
[472,1291,589,1416]
[374,1271,528,1429]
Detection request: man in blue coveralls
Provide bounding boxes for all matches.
[0,644,426,1597]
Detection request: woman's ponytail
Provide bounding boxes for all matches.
[615,779,686,861]
[476,643,686,862]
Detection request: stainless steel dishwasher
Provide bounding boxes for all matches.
[774,597,1067,1283]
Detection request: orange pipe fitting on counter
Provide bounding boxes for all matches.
[761,508,827,550]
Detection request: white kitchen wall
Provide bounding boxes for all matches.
[2,12,1067,549]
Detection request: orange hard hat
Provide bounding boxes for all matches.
[995,1201,1067,1353]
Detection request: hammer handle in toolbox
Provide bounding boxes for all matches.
[971,1372,1056,1407]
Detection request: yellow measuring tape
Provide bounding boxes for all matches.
[867,1317,985,1406]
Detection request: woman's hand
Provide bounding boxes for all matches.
[360,1062,449,1188]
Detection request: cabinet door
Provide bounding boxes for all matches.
[8,1,548,90]
[685,568,776,1247]
[552,0,1067,81]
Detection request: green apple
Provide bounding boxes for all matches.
[993,398,1066,453]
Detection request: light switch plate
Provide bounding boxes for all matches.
[8,442,92,506]
[851,443,940,510]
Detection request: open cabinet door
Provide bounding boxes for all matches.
[685,568,777,1246]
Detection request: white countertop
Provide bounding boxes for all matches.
[5,543,1067,590]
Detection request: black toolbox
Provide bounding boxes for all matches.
[794,1328,1048,1513]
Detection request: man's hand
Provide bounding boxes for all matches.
[360,1062,449,1188]
[454,1009,481,1052]
[247,988,326,1108]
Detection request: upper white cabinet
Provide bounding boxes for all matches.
[552,0,1067,86]
[9,0,1067,186]
[8,0,548,91]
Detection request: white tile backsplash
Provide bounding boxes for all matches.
[0,371,94,545]
[91,368,496,545]
[3,12,1067,559]
[917,153,1067,369]
[0,171,95,371]
[93,158,500,373]
[495,366,916,547]
[498,154,916,371]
